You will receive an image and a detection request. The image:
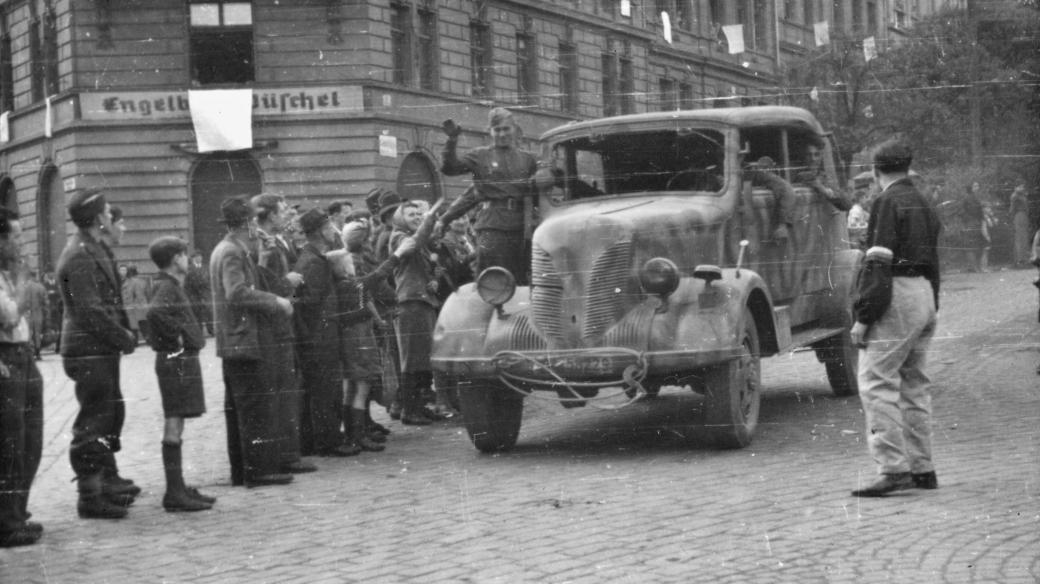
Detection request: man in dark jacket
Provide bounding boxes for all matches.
[294,208,356,456]
[56,188,139,519]
[210,197,295,488]
[849,140,942,497]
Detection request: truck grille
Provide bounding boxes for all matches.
[531,244,564,342]
[582,241,633,342]
[509,313,548,351]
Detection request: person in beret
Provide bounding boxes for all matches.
[293,208,358,456]
[210,197,295,487]
[56,188,140,519]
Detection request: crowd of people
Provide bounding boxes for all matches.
[0,107,546,548]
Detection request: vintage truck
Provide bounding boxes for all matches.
[431,106,863,453]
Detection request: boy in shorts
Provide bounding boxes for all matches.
[146,236,215,512]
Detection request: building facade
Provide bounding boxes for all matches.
[0,0,959,270]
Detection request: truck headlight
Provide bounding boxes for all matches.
[476,266,516,307]
[640,257,679,297]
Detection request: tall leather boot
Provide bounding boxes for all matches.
[351,408,385,452]
[77,473,128,519]
[338,405,363,456]
[400,373,431,426]
[102,452,141,499]
[161,443,211,513]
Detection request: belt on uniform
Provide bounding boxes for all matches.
[892,266,925,278]
[482,198,521,211]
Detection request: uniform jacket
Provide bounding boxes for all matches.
[56,231,135,357]
[209,233,282,361]
[146,273,205,354]
[440,139,539,231]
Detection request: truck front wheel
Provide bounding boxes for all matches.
[457,380,524,453]
[814,331,859,397]
[702,308,761,448]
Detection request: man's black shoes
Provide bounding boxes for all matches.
[851,472,913,497]
[0,526,42,548]
[282,460,318,474]
[912,471,939,490]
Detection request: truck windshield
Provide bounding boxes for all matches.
[550,129,725,200]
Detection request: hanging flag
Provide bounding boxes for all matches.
[661,12,672,44]
[722,24,745,55]
[620,0,631,17]
[0,111,8,143]
[809,87,819,102]
[863,105,874,119]
[44,96,53,138]
[863,36,878,62]
[188,89,253,153]
[814,21,830,47]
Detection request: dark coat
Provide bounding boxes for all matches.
[209,233,282,361]
[56,231,135,357]
[146,273,205,354]
[292,243,339,359]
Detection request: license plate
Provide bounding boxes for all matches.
[498,351,637,379]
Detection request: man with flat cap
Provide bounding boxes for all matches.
[210,197,295,487]
[438,107,551,285]
[293,207,357,456]
[56,188,139,519]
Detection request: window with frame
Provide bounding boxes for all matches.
[833,0,844,30]
[558,41,578,113]
[866,1,877,34]
[619,49,634,114]
[601,51,619,117]
[658,78,676,111]
[803,0,814,24]
[417,3,438,91]
[852,0,863,34]
[679,82,694,110]
[1,13,14,111]
[189,1,254,85]
[391,2,411,85]
[470,20,492,97]
[894,1,908,28]
[753,0,769,50]
[516,32,538,106]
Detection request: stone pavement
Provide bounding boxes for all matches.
[0,270,1037,583]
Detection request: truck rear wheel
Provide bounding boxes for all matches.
[815,331,859,397]
[702,309,761,448]
[457,380,524,453]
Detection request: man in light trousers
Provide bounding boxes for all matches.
[849,139,942,497]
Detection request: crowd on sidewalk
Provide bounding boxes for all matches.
[0,107,550,548]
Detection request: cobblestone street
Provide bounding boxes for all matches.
[1,269,1037,583]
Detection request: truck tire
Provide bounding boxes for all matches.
[458,380,524,453]
[702,308,761,449]
[815,331,859,397]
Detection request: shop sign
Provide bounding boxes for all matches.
[80,86,364,121]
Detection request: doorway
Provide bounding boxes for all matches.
[189,153,262,258]
[396,151,440,204]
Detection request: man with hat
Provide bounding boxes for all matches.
[210,197,295,487]
[293,207,357,456]
[438,107,551,285]
[56,187,139,519]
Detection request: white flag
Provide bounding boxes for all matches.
[814,21,830,47]
[188,89,253,153]
[0,111,8,143]
[722,25,745,55]
[809,87,819,102]
[44,96,53,138]
[661,12,672,44]
[620,0,631,17]
[863,36,878,62]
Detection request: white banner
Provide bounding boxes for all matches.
[722,25,745,54]
[0,111,8,143]
[814,21,830,47]
[863,36,878,62]
[44,96,52,138]
[188,89,253,153]
[661,12,672,44]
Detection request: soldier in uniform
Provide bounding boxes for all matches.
[438,107,551,285]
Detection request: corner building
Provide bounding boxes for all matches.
[0,0,955,269]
